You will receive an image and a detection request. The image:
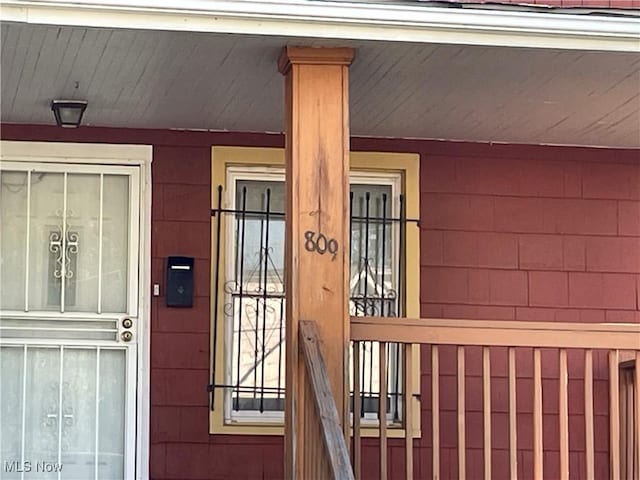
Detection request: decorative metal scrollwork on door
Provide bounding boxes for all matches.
[49,209,79,280]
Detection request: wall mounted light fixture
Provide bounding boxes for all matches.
[51,100,88,128]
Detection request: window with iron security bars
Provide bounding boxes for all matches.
[209,170,414,424]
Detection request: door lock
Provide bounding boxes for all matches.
[122,318,133,329]
[121,331,133,342]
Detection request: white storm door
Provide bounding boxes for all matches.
[0,162,140,480]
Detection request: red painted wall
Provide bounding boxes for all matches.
[355,137,640,479]
[1,125,638,479]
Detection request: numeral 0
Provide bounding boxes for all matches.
[304,230,338,260]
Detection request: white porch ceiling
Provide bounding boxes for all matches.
[1,23,639,147]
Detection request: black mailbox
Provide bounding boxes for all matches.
[166,256,194,307]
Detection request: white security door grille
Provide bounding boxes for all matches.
[0,162,140,480]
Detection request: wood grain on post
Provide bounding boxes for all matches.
[279,46,355,480]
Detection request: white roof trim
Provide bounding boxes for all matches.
[2,0,639,51]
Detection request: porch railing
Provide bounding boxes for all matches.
[350,316,640,480]
[300,320,354,480]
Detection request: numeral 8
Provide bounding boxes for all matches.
[304,230,339,260]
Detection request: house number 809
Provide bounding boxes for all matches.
[304,230,338,260]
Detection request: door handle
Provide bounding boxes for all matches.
[46,413,74,426]
[118,317,136,342]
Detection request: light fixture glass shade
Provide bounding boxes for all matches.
[51,100,88,128]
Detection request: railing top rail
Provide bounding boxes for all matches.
[351,316,640,350]
[300,320,355,480]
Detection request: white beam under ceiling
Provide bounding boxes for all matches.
[2,0,639,52]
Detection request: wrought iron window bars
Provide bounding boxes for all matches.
[208,183,418,423]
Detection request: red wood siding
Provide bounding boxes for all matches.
[452,0,640,7]
[355,136,640,480]
[1,124,638,479]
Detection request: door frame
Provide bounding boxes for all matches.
[0,140,153,480]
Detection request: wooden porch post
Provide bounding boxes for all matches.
[279,46,355,479]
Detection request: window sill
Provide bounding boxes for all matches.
[209,411,422,438]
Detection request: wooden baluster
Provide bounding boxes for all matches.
[585,349,594,480]
[483,347,492,480]
[307,381,312,478]
[559,349,569,480]
[622,368,630,480]
[629,366,635,480]
[380,342,388,480]
[304,379,312,479]
[353,341,362,480]
[404,343,414,480]
[609,350,620,480]
[508,347,518,480]
[432,345,440,480]
[618,370,630,478]
[533,348,543,480]
[633,351,640,479]
[629,367,635,480]
[458,346,466,480]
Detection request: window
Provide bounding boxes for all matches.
[209,147,420,435]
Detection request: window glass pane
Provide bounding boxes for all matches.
[98,349,125,479]
[350,184,394,317]
[0,346,24,479]
[2,170,131,314]
[349,183,401,421]
[235,180,285,212]
[61,349,97,479]
[0,171,28,310]
[234,180,285,282]
[23,347,60,480]
[230,180,286,412]
[1,346,125,479]
[225,176,401,418]
[28,172,64,311]
[100,175,129,313]
[65,174,100,312]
